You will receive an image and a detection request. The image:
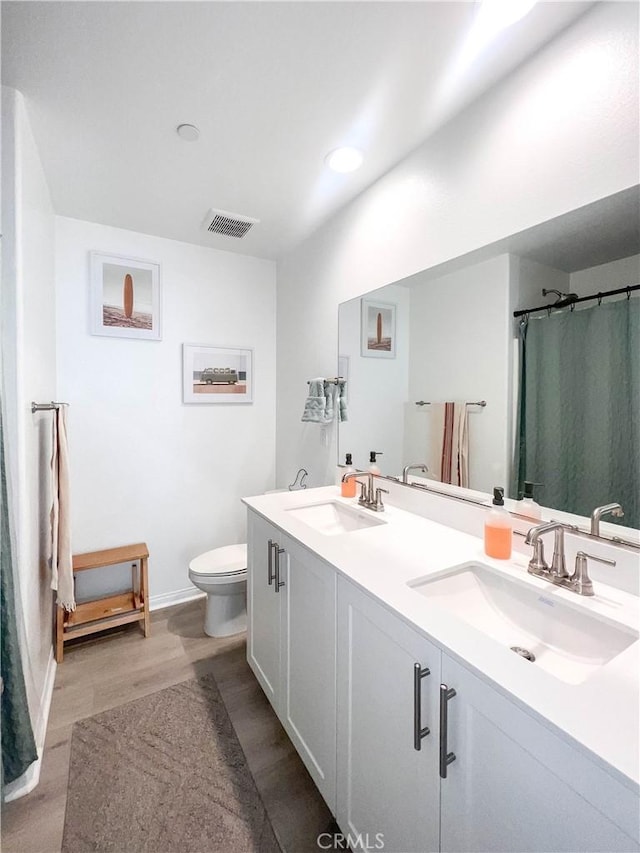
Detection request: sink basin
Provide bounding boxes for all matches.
[285,501,386,536]
[409,563,638,685]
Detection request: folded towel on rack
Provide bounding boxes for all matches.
[428,402,469,487]
[324,380,338,422]
[50,407,75,610]
[338,380,348,422]
[301,379,327,423]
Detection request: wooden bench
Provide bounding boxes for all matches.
[56,542,150,662]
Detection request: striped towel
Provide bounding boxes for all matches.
[429,402,469,487]
[50,406,75,610]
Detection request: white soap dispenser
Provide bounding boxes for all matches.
[368,451,383,475]
[516,481,542,520]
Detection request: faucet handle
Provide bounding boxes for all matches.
[576,551,616,567]
[571,551,617,597]
[358,481,368,505]
[374,487,389,511]
[527,538,549,575]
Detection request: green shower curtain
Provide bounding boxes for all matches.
[1,398,38,787]
[514,297,639,528]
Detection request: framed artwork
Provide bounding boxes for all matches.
[361,298,396,358]
[183,344,253,404]
[90,252,161,340]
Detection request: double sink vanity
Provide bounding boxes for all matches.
[243,480,640,853]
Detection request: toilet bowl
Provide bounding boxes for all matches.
[188,544,247,637]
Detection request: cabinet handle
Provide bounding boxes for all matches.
[267,539,276,585]
[413,663,431,751]
[274,546,285,593]
[439,683,457,778]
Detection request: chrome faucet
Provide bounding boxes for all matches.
[525,520,617,596]
[402,463,429,484]
[590,503,624,536]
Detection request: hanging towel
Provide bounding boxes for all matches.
[429,402,469,487]
[323,380,339,423]
[338,380,348,422]
[301,379,327,423]
[50,407,75,611]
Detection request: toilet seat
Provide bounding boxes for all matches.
[188,544,247,585]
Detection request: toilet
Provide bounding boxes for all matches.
[188,544,247,637]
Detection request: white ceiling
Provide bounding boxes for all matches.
[2,1,594,260]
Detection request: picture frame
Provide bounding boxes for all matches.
[361,298,396,358]
[90,252,161,340]
[182,344,253,404]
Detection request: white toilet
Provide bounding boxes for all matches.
[188,543,247,637]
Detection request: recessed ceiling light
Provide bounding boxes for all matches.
[176,123,200,142]
[325,147,364,173]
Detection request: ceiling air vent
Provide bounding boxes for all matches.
[203,208,259,239]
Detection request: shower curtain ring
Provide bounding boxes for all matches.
[570,302,575,312]
[627,287,632,301]
[597,293,603,306]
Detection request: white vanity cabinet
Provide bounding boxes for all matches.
[336,576,441,853]
[247,511,282,706]
[440,654,640,853]
[335,576,639,853]
[247,509,337,810]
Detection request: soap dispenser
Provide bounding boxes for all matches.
[368,451,383,475]
[340,453,357,498]
[516,481,542,520]
[484,487,513,560]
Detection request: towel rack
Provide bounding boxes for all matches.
[307,377,345,385]
[415,400,486,407]
[31,401,68,413]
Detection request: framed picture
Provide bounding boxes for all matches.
[183,344,253,404]
[90,252,161,340]
[361,298,396,358]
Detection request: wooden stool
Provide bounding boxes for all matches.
[56,542,150,662]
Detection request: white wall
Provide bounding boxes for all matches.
[405,255,511,492]
[1,88,57,763]
[275,2,639,488]
[570,254,640,297]
[55,218,276,604]
[337,283,410,475]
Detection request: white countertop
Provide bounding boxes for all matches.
[243,485,640,792]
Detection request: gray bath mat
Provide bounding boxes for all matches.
[62,674,281,852]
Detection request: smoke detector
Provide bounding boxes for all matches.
[203,208,259,239]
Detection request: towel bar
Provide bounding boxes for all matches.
[415,400,486,407]
[31,401,68,413]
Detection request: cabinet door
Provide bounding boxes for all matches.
[247,511,282,707]
[440,654,640,853]
[281,537,337,811]
[337,577,441,853]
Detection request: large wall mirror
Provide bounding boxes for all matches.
[338,186,640,529]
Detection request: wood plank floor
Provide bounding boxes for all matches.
[1,599,333,853]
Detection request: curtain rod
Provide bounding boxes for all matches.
[31,401,68,413]
[513,284,639,318]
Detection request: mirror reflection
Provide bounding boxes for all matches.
[338,188,640,528]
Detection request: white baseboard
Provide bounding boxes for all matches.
[4,648,57,803]
[149,585,205,612]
